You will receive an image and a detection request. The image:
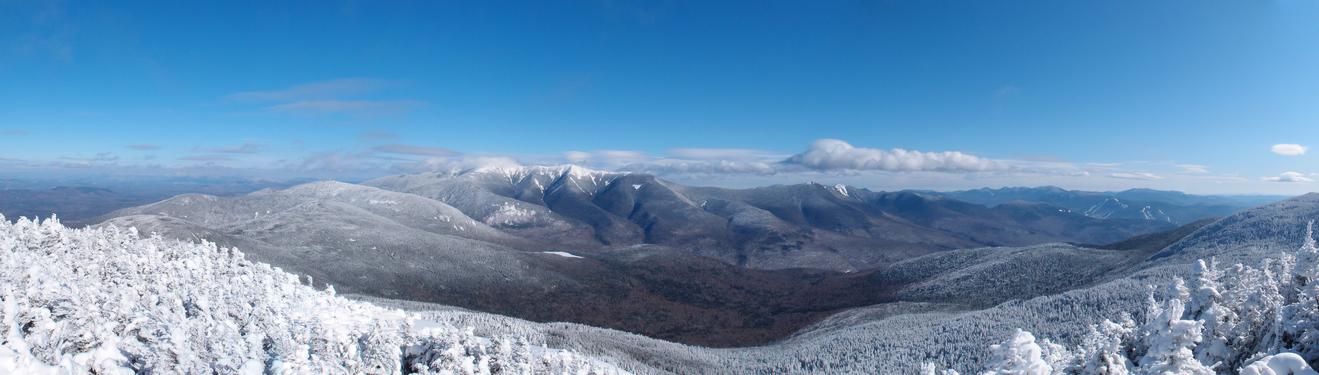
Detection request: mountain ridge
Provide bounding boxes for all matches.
[365,167,1178,270]
[938,185,1284,225]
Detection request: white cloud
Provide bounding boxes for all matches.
[291,152,368,172]
[782,139,1000,172]
[1108,172,1163,180]
[1177,164,1209,174]
[563,151,592,162]
[559,149,651,167]
[594,150,648,160]
[58,152,119,164]
[560,140,1097,178]
[418,156,523,171]
[619,159,778,175]
[1263,171,1313,183]
[1272,144,1308,156]
[557,148,781,176]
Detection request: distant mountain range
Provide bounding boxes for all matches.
[84,165,1283,346]
[937,186,1284,225]
[0,178,303,226]
[0,186,130,225]
[362,166,1192,270]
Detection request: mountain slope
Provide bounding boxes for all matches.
[365,166,625,248]
[629,193,1319,373]
[367,167,1174,271]
[102,181,569,299]
[950,221,1319,374]
[98,182,906,347]
[941,186,1283,225]
[403,192,1319,374]
[92,171,1233,349]
[1147,192,1319,266]
[705,192,1319,373]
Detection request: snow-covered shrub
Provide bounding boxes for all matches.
[982,329,1053,374]
[0,216,624,374]
[1239,353,1317,375]
[978,221,1319,374]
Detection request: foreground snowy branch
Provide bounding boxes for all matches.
[0,216,625,374]
[928,221,1319,375]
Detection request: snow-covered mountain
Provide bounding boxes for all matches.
[364,165,628,249]
[97,181,906,347]
[941,186,1284,225]
[366,166,1172,270]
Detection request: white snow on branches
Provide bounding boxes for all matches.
[971,221,1319,374]
[0,216,625,374]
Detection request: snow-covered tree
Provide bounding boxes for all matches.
[1136,298,1213,374]
[1239,353,1318,375]
[1075,318,1134,375]
[974,221,1319,375]
[922,362,962,375]
[0,216,625,374]
[983,329,1054,375]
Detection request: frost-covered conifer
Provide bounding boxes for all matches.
[0,216,624,374]
[1239,353,1318,375]
[977,222,1319,375]
[1136,298,1213,375]
[922,362,962,375]
[983,329,1053,375]
[1075,318,1134,375]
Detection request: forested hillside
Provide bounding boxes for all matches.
[0,216,624,374]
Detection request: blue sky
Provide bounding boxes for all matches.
[2,0,1318,194]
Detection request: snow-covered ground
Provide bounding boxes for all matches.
[539,251,584,259]
[0,216,625,374]
[937,222,1319,374]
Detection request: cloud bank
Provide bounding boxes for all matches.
[1264,171,1313,183]
[1272,144,1308,156]
[1109,172,1163,181]
[782,139,1000,172]
[3,137,1290,194]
